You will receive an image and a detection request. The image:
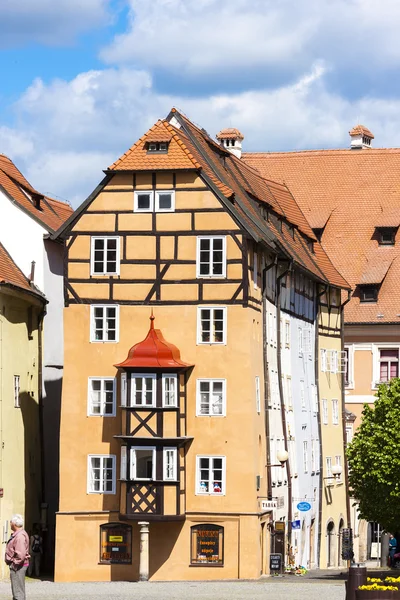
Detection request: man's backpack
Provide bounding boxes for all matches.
[32,535,41,553]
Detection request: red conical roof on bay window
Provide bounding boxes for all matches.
[115,314,192,369]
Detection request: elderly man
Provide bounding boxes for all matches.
[5,515,30,600]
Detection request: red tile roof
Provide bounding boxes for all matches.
[0,242,44,299]
[216,128,244,141]
[243,147,400,322]
[349,124,374,139]
[0,154,73,233]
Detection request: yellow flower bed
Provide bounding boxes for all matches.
[386,578,400,583]
[359,584,398,591]
[367,578,383,583]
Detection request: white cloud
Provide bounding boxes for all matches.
[4,63,400,208]
[100,0,400,84]
[0,0,112,47]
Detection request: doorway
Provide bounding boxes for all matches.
[338,519,344,566]
[327,521,336,567]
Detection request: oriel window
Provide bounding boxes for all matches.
[197,237,226,278]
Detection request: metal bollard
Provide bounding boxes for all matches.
[345,563,367,600]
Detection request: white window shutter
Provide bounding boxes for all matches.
[129,448,136,480]
[120,446,127,480]
[338,350,347,373]
[121,373,127,407]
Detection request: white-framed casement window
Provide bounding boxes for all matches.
[332,399,339,425]
[196,379,226,416]
[196,455,226,495]
[253,251,258,289]
[285,321,290,348]
[130,447,156,480]
[90,305,119,342]
[300,380,306,410]
[197,306,227,344]
[134,190,154,212]
[163,447,178,481]
[289,439,298,477]
[87,377,116,416]
[87,455,116,494]
[335,455,342,482]
[255,376,261,414]
[298,327,303,356]
[196,236,226,278]
[155,190,175,212]
[322,398,328,424]
[91,236,120,275]
[312,384,318,414]
[379,348,399,382]
[326,456,333,485]
[130,374,157,407]
[320,348,327,373]
[346,424,354,444]
[286,376,292,410]
[268,313,274,346]
[303,441,308,473]
[120,373,127,407]
[311,439,316,472]
[13,375,20,409]
[162,374,178,407]
[328,349,338,374]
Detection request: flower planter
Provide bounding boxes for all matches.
[356,591,400,600]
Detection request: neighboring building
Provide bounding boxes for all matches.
[243,124,400,562]
[0,154,73,566]
[53,109,349,581]
[0,242,46,578]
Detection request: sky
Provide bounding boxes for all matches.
[2,0,400,207]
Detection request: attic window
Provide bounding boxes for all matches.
[378,228,396,246]
[360,285,378,303]
[147,142,168,153]
[362,136,371,146]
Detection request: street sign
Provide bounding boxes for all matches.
[297,502,311,512]
[260,500,277,512]
[270,553,282,573]
[291,520,301,530]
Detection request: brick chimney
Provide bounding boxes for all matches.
[349,124,374,149]
[216,128,244,159]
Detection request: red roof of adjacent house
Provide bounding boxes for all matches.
[115,314,192,369]
[349,124,374,139]
[0,154,73,233]
[0,242,44,299]
[243,146,400,322]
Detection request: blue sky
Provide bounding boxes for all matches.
[1,0,400,206]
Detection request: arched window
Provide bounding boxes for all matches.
[99,523,132,564]
[190,524,224,565]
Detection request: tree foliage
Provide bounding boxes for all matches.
[347,378,400,532]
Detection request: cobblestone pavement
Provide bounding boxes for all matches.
[0,577,346,600]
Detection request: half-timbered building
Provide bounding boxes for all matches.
[53,109,349,581]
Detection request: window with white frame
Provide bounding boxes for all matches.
[130,447,155,480]
[286,376,292,410]
[300,380,306,410]
[255,376,261,414]
[379,348,399,382]
[303,441,308,473]
[130,374,157,407]
[344,347,351,385]
[155,190,175,212]
[321,349,327,373]
[328,349,338,374]
[91,237,120,275]
[253,252,258,289]
[277,439,284,483]
[298,327,303,355]
[197,379,225,416]
[289,439,297,476]
[134,190,175,212]
[303,328,312,354]
[162,374,178,407]
[332,399,339,425]
[311,439,316,472]
[270,438,277,484]
[88,378,116,416]
[335,455,342,482]
[312,383,318,413]
[273,315,277,347]
[326,456,333,484]
[285,321,290,348]
[87,455,116,493]
[322,398,328,424]
[268,313,274,346]
[346,424,353,444]
[134,190,154,212]
[197,307,227,344]
[163,447,177,481]
[14,375,20,408]
[196,456,225,494]
[197,237,226,278]
[90,305,119,342]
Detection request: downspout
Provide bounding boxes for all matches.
[38,308,46,511]
[340,290,352,531]
[276,259,292,552]
[316,283,327,568]
[262,256,277,500]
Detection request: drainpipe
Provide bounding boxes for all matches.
[38,307,46,515]
[315,283,327,568]
[276,259,292,552]
[262,256,277,500]
[340,290,352,531]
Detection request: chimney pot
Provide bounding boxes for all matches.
[216,128,244,159]
[349,124,374,149]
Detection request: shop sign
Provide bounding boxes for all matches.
[297,501,311,512]
[100,523,132,564]
[191,524,223,565]
[260,499,277,512]
[291,520,301,530]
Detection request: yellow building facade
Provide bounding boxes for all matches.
[54,110,350,580]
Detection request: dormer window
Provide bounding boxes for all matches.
[378,227,396,246]
[360,285,378,303]
[147,141,168,153]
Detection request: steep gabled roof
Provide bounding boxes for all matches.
[0,242,46,301]
[0,154,73,233]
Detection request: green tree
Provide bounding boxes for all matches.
[347,378,400,532]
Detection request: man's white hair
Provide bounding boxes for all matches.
[10,514,24,527]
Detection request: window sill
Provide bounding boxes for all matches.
[189,563,224,567]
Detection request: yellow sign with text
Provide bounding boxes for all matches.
[109,536,123,542]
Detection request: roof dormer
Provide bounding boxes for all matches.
[349,124,374,150]
[145,129,172,154]
[216,128,244,159]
